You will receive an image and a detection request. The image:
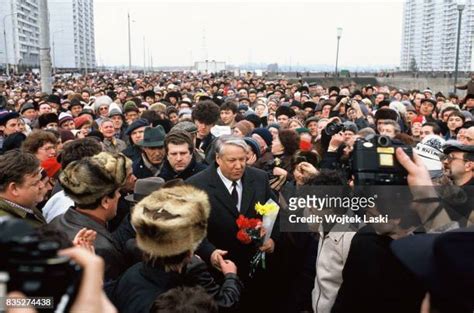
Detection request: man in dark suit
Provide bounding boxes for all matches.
[186,135,278,310]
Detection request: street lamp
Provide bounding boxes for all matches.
[127,12,134,75]
[454,1,465,94]
[52,29,63,74]
[2,12,16,76]
[335,27,343,77]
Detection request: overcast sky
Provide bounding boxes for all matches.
[94,0,404,69]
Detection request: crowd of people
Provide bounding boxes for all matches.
[0,71,473,313]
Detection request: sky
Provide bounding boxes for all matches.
[94,0,405,69]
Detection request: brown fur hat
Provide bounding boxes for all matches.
[59,152,132,207]
[131,184,210,258]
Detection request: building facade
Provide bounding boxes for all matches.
[49,0,95,70]
[401,0,474,72]
[0,0,41,70]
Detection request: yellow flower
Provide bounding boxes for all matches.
[255,202,278,216]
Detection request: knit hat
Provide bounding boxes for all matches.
[41,157,61,178]
[38,113,58,128]
[74,115,92,129]
[233,120,254,136]
[131,184,210,257]
[123,101,138,113]
[252,127,273,147]
[60,130,75,143]
[244,137,261,158]
[414,135,445,172]
[125,118,150,136]
[58,112,74,126]
[108,107,123,118]
[59,152,131,207]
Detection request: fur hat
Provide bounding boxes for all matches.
[374,108,398,121]
[93,95,113,112]
[131,184,210,257]
[38,113,58,128]
[275,105,296,119]
[60,152,131,207]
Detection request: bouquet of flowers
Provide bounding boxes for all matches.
[235,199,280,278]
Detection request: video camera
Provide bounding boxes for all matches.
[0,217,82,313]
[351,134,412,185]
[324,121,346,136]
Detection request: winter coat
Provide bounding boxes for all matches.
[110,256,242,313]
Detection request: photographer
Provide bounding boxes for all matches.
[331,148,451,313]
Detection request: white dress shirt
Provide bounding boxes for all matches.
[217,167,242,211]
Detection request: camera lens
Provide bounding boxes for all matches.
[377,135,391,147]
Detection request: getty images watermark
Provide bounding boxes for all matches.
[286,194,389,225]
[279,186,419,232]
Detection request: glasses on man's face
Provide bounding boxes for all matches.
[440,154,468,162]
[99,106,108,111]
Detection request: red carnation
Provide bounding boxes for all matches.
[237,229,252,244]
[236,215,250,229]
[248,218,261,228]
[300,139,312,152]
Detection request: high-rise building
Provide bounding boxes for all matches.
[49,0,95,70]
[0,0,41,70]
[401,0,474,72]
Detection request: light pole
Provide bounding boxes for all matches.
[335,27,343,77]
[52,29,63,74]
[128,12,132,75]
[143,36,146,75]
[454,2,465,94]
[2,13,16,76]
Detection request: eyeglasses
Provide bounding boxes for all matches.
[440,154,468,162]
[99,106,108,111]
[39,145,56,151]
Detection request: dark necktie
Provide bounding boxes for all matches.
[231,181,238,209]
